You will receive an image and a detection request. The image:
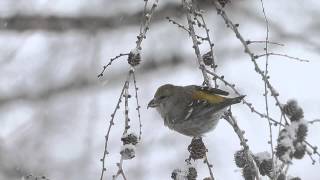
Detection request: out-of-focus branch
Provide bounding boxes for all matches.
[0,1,214,32]
[0,55,184,108]
[309,119,320,124]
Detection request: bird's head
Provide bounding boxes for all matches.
[147,84,175,108]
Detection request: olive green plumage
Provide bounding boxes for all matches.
[148,84,245,137]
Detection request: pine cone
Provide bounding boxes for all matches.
[128,50,141,66]
[121,133,138,145]
[188,138,207,160]
[234,149,248,168]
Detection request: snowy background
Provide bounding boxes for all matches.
[0,0,319,179]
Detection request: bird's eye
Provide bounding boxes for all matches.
[158,95,167,100]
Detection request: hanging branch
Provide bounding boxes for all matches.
[112,157,127,180]
[135,0,159,52]
[192,9,218,87]
[98,0,160,179]
[212,0,320,174]
[131,69,142,140]
[98,53,130,78]
[113,75,131,180]
[211,0,290,125]
[182,0,212,87]
[99,72,131,180]
[258,0,277,178]
[204,155,215,180]
[204,69,279,125]
[224,110,261,180]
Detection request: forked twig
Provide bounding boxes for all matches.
[99,71,132,180]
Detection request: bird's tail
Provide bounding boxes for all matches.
[227,95,245,105]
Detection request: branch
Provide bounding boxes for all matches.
[255,52,310,62]
[258,0,276,178]
[182,0,212,87]
[211,0,289,125]
[204,69,280,125]
[309,119,320,124]
[224,110,261,180]
[99,71,131,180]
[246,40,284,46]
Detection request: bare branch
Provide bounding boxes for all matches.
[98,53,130,78]
[182,0,212,87]
[309,119,320,124]
[131,69,142,140]
[224,110,261,180]
[246,40,284,46]
[99,71,132,180]
[255,52,310,62]
[211,0,289,125]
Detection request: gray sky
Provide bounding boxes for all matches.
[0,0,319,180]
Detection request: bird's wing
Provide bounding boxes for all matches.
[191,87,228,105]
[181,87,244,121]
[191,89,244,107]
[193,85,229,96]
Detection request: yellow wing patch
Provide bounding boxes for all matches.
[192,90,226,104]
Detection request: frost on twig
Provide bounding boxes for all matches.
[276,100,308,163]
[127,49,141,67]
[211,0,319,174]
[224,110,261,180]
[120,144,136,160]
[171,165,197,180]
[170,138,215,180]
[98,0,159,179]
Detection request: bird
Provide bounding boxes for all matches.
[147,84,245,137]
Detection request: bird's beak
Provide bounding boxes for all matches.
[147,98,159,109]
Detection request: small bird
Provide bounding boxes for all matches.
[148,84,245,137]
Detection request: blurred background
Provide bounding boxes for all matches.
[0,0,319,179]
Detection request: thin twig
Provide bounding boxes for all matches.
[131,68,142,140]
[112,157,128,180]
[99,72,131,180]
[246,40,284,46]
[284,164,290,175]
[255,52,310,62]
[139,0,149,35]
[182,0,212,87]
[306,147,317,165]
[98,0,160,179]
[224,110,261,180]
[135,0,159,51]
[197,12,218,87]
[113,76,131,180]
[123,77,130,135]
[211,0,289,125]
[304,140,320,158]
[98,53,130,78]
[166,17,206,40]
[309,119,320,124]
[204,155,215,180]
[259,0,276,179]
[205,69,280,125]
